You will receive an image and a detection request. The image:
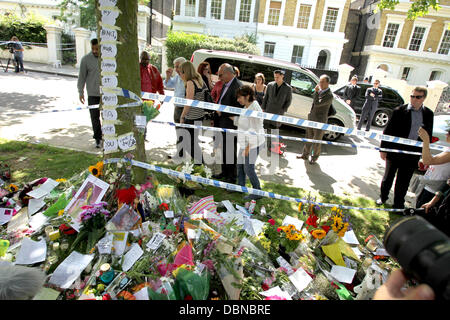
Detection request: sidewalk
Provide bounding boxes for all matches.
[14,61,79,78]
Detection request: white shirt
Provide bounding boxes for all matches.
[236,100,265,150]
[424,153,450,193]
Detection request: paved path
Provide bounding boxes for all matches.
[0,70,418,207]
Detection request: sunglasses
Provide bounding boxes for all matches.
[410,95,424,99]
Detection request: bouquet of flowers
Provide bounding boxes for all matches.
[71,202,111,254]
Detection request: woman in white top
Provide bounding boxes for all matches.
[235,85,266,200]
[416,127,450,208]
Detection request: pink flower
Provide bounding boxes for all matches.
[268,219,275,226]
[264,295,287,300]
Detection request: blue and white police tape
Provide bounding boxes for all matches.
[103,157,404,213]
[150,119,423,156]
[140,91,448,152]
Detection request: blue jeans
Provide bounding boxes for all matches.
[14,55,24,72]
[237,146,261,190]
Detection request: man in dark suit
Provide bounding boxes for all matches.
[358,79,382,131]
[261,70,292,153]
[377,86,434,209]
[343,76,360,109]
[297,75,334,164]
[213,63,243,184]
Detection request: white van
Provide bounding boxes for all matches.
[191,49,356,141]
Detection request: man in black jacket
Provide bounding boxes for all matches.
[343,76,360,109]
[358,79,382,131]
[213,63,243,184]
[377,87,434,209]
[261,70,292,153]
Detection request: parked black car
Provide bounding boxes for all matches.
[334,83,405,127]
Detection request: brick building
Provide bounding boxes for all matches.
[173,0,352,70]
[341,0,450,84]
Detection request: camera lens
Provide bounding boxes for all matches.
[384,216,450,300]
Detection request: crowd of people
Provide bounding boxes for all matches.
[77,41,450,222]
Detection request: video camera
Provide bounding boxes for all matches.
[384,215,450,300]
[6,42,15,54]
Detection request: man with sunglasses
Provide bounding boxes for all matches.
[377,87,434,209]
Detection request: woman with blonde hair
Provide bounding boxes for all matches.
[179,61,208,163]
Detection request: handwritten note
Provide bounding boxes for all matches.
[102,109,118,121]
[48,251,94,289]
[103,138,118,153]
[117,132,137,151]
[101,59,117,72]
[27,178,59,199]
[101,43,117,58]
[146,232,166,251]
[28,197,46,216]
[135,115,147,128]
[288,267,313,292]
[102,93,118,106]
[99,0,118,7]
[330,265,357,284]
[100,28,118,41]
[102,124,116,136]
[15,237,47,265]
[102,75,118,87]
[0,208,13,225]
[282,215,304,231]
[121,243,144,272]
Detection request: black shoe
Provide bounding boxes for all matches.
[95,139,101,148]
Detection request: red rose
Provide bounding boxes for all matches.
[59,224,77,235]
[159,203,169,211]
[268,219,275,226]
[102,293,112,300]
[321,225,331,233]
[261,283,269,291]
[116,186,137,204]
[277,228,282,233]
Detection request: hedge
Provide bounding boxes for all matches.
[0,11,48,44]
[165,31,259,67]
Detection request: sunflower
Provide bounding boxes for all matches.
[89,161,104,177]
[311,229,327,239]
[337,222,349,237]
[331,215,344,233]
[298,202,303,212]
[8,184,19,193]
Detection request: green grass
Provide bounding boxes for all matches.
[0,138,101,182]
[1,138,402,242]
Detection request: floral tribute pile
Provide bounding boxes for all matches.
[0,157,399,300]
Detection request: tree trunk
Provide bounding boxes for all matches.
[95,0,147,184]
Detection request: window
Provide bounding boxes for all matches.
[239,0,252,22]
[267,1,281,26]
[438,29,450,55]
[291,45,304,64]
[383,23,400,48]
[409,26,426,51]
[323,7,339,32]
[297,4,312,29]
[185,0,196,17]
[264,42,276,58]
[291,71,316,97]
[429,71,442,81]
[401,67,411,81]
[210,0,222,19]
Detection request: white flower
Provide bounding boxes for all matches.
[117,162,123,168]
[181,161,194,174]
[203,166,212,179]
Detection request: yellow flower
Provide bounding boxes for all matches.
[331,216,343,233]
[311,229,327,240]
[89,161,104,177]
[337,223,349,238]
[58,209,65,216]
[55,178,67,183]
[298,202,303,212]
[8,184,19,193]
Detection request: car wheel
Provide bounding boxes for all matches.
[373,110,390,127]
[323,118,343,142]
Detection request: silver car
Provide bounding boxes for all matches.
[191,49,356,141]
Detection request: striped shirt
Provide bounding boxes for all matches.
[185,80,207,120]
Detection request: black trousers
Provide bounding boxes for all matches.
[218,117,237,184]
[174,106,183,158]
[264,119,281,150]
[415,188,435,209]
[380,157,417,209]
[88,96,102,141]
[182,118,203,164]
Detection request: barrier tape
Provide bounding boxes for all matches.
[103,157,404,213]
[140,91,448,153]
[150,120,423,156]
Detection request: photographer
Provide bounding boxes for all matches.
[10,36,24,73]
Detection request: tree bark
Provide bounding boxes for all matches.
[96,0,147,184]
